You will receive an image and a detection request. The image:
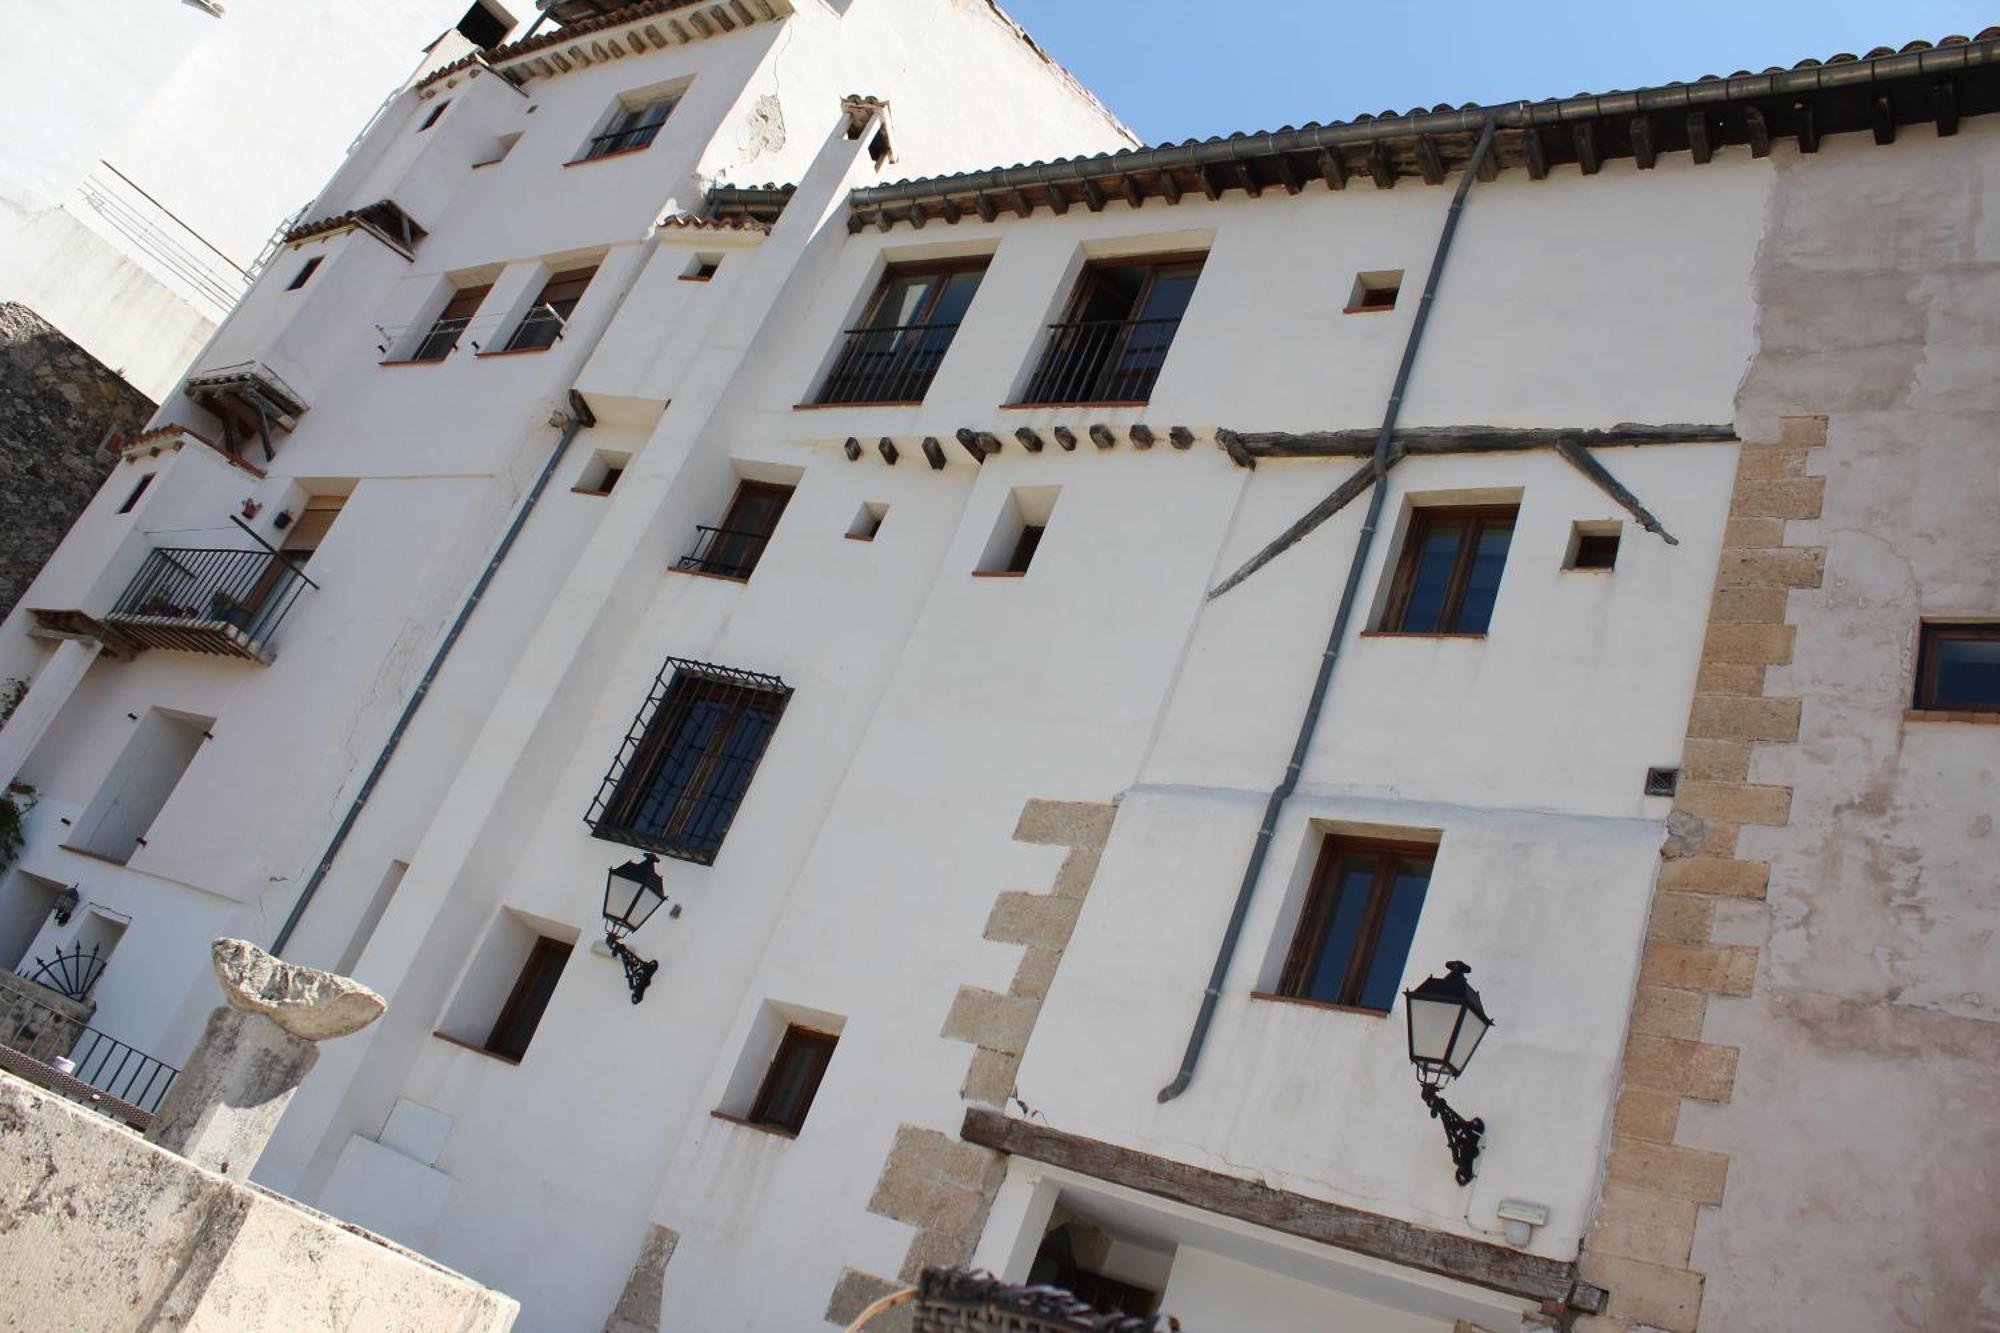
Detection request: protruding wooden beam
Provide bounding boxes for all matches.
[1366,142,1395,189]
[1686,112,1712,165]
[1015,427,1044,453]
[1935,80,1960,136]
[1475,143,1500,183]
[847,212,867,234]
[1415,135,1445,185]
[877,437,898,466]
[1871,95,1895,146]
[907,205,926,230]
[1009,188,1033,218]
[1793,98,1818,154]
[1129,424,1155,450]
[1233,161,1262,198]
[1080,178,1106,212]
[1630,116,1656,169]
[1522,127,1548,180]
[922,437,946,470]
[877,210,894,233]
[1158,171,1182,205]
[1215,429,1254,469]
[939,197,962,224]
[1316,148,1347,190]
[1197,163,1223,201]
[1744,107,1770,159]
[1553,438,1679,545]
[843,436,861,461]
[1210,460,1381,598]
[1089,424,1116,449]
[974,193,997,223]
[1053,426,1078,452]
[955,427,989,463]
[1118,174,1144,208]
[1571,122,1600,175]
[1270,155,1303,195]
[1169,426,1195,450]
[1046,186,1069,216]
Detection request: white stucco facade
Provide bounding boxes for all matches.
[2,10,1994,1333]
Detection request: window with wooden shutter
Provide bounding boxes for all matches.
[409,284,491,361]
[504,266,597,351]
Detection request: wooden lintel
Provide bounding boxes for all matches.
[1415,135,1445,186]
[1196,163,1223,202]
[843,436,861,461]
[1229,423,1738,459]
[960,1108,1608,1314]
[1744,107,1771,159]
[955,427,988,463]
[1129,424,1155,450]
[1046,186,1070,216]
[1118,174,1144,208]
[1009,189,1033,218]
[877,437,898,466]
[1366,142,1395,189]
[1571,121,1600,176]
[1935,79,1959,136]
[921,436,946,470]
[1794,98,1819,154]
[1630,116,1656,169]
[1158,170,1183,205]
[1522,127,1548,181]
[1015,427,1044,453]
[1169,426,1195,450]
[974,193,998,223]
[1270,154,1303,195]
[1080,178,1106,212]
[1233,161,1262,198]
[1088,424,1116,449]
[1871,95,1896,146]
[1316,148,1347,190]
[1052,426,1078,452]
[1687,112,1713,165]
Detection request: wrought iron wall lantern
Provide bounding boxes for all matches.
[602,854,679,1004]
[51,884,81,926]
[1403,960,1493,1186]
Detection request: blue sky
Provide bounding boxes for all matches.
[996,2,1996,146]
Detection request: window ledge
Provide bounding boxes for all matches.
[844,533,875,543]
[470,158,504,170]
[474,346,552,359]
[792,400,926,411]
[678,274,713,283]
[379,357,448,368]
[971,570,1026,579]
[572,485,616,497]
[1358,630,1488,640]
[58,845,133,867]
[670,567,751,585]
[709,1109,796,1139]
[1249,991,1390,1018]
[1905,707,2000,725]
[432,1031,522,1065]
[1341,305,1398,315]
[1000,400,1151,411]
[1561,566,1615,574]
[564,146,652,167]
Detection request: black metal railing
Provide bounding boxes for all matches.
[20,943,107,1002]
[814,322,962,404]
[675,525,773,580]
[581,121,664,161]
[106,546,314,657]
[503,302,569,352]
[409,314,472,362]
[1018,316,1183,405]
[0,990,180,1118]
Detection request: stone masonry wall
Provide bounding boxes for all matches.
[0,302,155,619]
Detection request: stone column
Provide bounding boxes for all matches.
[147,938,383,1179]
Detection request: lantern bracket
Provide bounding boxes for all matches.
[1421,1083,1484,1186]
[606,934,659,1005]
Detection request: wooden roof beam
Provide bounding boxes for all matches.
[1080,177,1106,212]
[1415,135,1445,185]
[1158,170,1183,205]
[1196,163,1223,201]
[1745,106,1771,158]
[1045,185,1069,216]
[974,192,997,223]
[1015,427,1044,453]
[1270,154,1303,195]
[1936,79,1960,136]
[1571,121,1600,175]
[922,436,946,469]
[1871,95,1896,146]
[1008,188,1033,218]
[877,437,898,466]
[1366,141,1395,189]
[1233,161,1262,198]
[1316,148,1347,190]
[1522,126,1548,180]
[1687,112,1713,165]
[1794,98,1819,153]
[1630,116,1656,169]
[1118,174,1145,207]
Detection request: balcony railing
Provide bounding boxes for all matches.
[675,525,772,581]
[1018,316,1183,406]
[814,322,961,405]
[104,546,315,662]
[0,988,180,1126]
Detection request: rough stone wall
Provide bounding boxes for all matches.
[1580,125,2000,1332]
[0,302,155,619]
[825,798,1119,1329]
[0,969,94,1064]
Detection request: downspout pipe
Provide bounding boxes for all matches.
[270,390,595,955]
[1157,119,1496,1103]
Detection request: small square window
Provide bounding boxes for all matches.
[748,1025,837,1135]
[1278,836,1436,1013]
[1381,505,1517,635]
[286,257,322,291]
[681,254,722,282]
[1567,521,1621,571]
[483,936,571,1061]
[1915,623,2000,713]
[846,502,887,541]
[418,99,450,133]
[1346,269,1403,313]
[975,485,1058,577]
[575,450,629,497]
[1645,767,1680,797]
[117,473,155,514]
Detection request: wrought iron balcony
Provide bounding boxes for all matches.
[0,986,180,1126]
[813,322,962,405]
[1018,316,1183,406]
[103,546,315,662]
[675,525,772,581]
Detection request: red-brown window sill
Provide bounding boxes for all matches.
[678,274,713,283]
[1001,400,1150,411]
[845,533,874,542]
[791,400,926,411]
[670,567,750,585]
[1342,305,1398,315]
[563,146,652,167]
[431,1031,522,1065]
[1249,991,1390,1018]
[1905,707,2000,724]
[971,570,1026,579]
[1358,630,1488,640]
[470,158,504,170]
[474,346,552,358]
[379,357,448,367]
[709,1109,796,1139]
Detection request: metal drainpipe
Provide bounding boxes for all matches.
[270,391,595,956]
[1157,118,1496,1103]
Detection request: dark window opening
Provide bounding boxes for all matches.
[286,257,322,291]
[1019,254,1205,405]
[846,502,886,541]
[418,100,450,133]
[410,284,491,361]
[677,480,794,580]
[117,474,155,514]
[748,1025,837,1135]
[1028,1225,1160,1317]
[1645,767,1680,797]
[1568,524,1620,571]
[582,96,675,161]
[1382,505,1517,635]
[483,936,571,1061]
[1915,623,2000,713]
[1004,524,1044,574]
[1346,269,1403,312]
[1278,836,1436,1013]
[504,266,596,352]
[683,255,721,281]
[588,659,792,864]
[815,260,988,405]
[869,126,891,166]
[594,465,623,493]
[456,0,512,49]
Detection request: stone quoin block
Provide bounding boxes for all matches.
[1687,695,1802,743]
[1612,1085,1682,1142]
[1673,779,1792,826]
[1713,547,1825,592]
[1578,1251,1705,1333]
[940,986,1040,1056]
[1588,1182,1701,1269]
[1622,1034,1740,1103]
[1699,623,1796,665]
[1629,985,1709,1042]
[1731,444,1815,479]
[1638,943,1759,996]
[1676,740,1753,785]
[1727,476,1825,520]
[1646,892,1716,946]
[1605,1136,1730,1206]
[958,1046,1019,1106]
[824,1269,902,1328]
[1657,857,1770,899]
[1693,662,1765,697]
[982,892,1082,950]
[1707,585,1792,625]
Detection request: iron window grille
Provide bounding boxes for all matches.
[581,97,675,161]
[813,261,988,405]
[1017,255,1204,406]
[587,658,792,865]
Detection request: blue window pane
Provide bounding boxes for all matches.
[1399,523,1465,632]
[1357,860,1433,1011]
[1302,858,1379,1003]
[1455,521,1514,633]
[676,706,779,854]
[632,698,726,836]
[1935,635,2000,706]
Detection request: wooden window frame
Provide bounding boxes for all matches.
[811,258,991,406]
[286,257,321,291]
[747,1024,837,1135]
[1380,504,1519,636]
[502,266,597,352]
[1277,835,1437,1012]
[1004,523,1044,574]
[1915,622,2000,714]
[482,936,572,1061]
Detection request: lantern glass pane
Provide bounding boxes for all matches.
[1447,1009,1490,1073]
[1407,994,1462,1066]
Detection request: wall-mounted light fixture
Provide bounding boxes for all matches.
[601,854,678,1004]
[51,884,81,927]
[1404,960,1492,1185]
